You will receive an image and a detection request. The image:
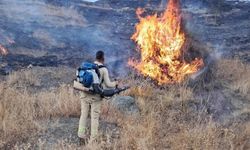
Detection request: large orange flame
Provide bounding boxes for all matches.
[129,0,204,84]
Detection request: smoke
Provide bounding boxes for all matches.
[0,0,86,28]
[0,0,88,55]
[191,44,224,80]
[182,0,231,80]
[0,0,235,79]
[0,0,135,77]
[81,0,99,2]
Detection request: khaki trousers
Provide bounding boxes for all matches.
[78,92,102,140]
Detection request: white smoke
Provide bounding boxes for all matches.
[81,0,99,2]
[191,45,224,80]
[0,0,86,28]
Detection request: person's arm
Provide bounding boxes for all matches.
[102,68,117,88]
[73,80,90,92]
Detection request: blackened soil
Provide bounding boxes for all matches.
[0,0,249,76]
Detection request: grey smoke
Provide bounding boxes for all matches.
[1,0,238,79]
[191,45,224,80]
[0,0,86,28]
[0,0,134,77]
[81,0,99,2]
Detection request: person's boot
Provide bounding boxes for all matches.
[78,135,88,146]
[88,134,100,145]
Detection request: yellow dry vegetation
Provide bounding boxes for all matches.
[0,58,250,149]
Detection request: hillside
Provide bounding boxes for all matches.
[0,0,250,149]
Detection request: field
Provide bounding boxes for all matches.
[0,58,249,149]
[0,0,250,149]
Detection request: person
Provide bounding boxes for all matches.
[78,50,118,143]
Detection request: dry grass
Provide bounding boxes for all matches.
[7,69,41,87]
[0,58,250,149]
[111,57,250,150]
[35,84,80,118]
[169,121,231,150]
[0,82,80,145]
[214,58,250,96]
[0,82,37,145]
[0,67,79,147]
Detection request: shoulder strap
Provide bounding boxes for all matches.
[96,65,106,84]
[92,64,100,79]
[98,65,106,69]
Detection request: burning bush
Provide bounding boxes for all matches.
[129,0,204,85]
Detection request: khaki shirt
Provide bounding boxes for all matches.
[94,61,116,89]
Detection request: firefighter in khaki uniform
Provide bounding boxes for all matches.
[78,51,118,143]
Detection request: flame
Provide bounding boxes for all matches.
[129,0,204,84]
[0,44,8,56]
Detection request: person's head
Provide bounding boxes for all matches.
[96,50,105,63]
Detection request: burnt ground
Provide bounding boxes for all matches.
[183,0,250,61]
[0,0,249,76]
